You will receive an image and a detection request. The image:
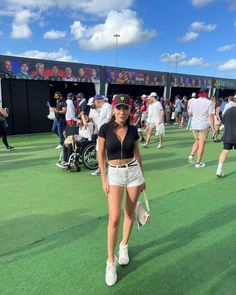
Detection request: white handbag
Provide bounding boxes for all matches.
[46,101,56,120]
[47,111,55,120]
[135,190,151,229]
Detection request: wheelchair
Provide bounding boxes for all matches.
[59,125,98,172]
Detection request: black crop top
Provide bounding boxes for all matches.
[98,121,139,160]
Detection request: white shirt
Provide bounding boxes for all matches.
[89,108,100,132]
[79,122,94,141]
[65,99,77,121]
[147,101,163,124]
[97,102,112,130]
[187,97,196,111]
[189,97,214,130]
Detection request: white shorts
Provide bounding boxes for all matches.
[155,124,165,136]
[141,113,148,122]
[108,159,145,187]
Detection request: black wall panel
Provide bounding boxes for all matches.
[1,79,14,134]
[10,80,29,134]
[27,80,51,133]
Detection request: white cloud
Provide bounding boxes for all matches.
[191,0,214,7]
[179,57,207,66]
[179,20,216,42]
[218,59,236,70]
[0,0,134,16]
[217,44,235,52]
[70,21,87,39]
[71,9,157,50]
[180,31,199,42]
[43,30,66,40]
[229,0,236,11]
[160,52,187,63]
[235,21,236,27]
[4,48,75,62]
[10,9,33,39]
[160,51,208,67]
[190,21,216,32]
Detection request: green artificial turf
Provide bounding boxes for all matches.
[0,127,236,295]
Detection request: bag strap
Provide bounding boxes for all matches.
[143,189,150,212]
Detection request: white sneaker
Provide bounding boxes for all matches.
[56,144,63,149]
[56,162,68,169]
[188,155,194,164]
[216,170,224,177]
[195,162,206,168]
[118,243,129,265]
[105,256,118,287]
[141,143,148,148]
[156,144,162,149]
[91,168,101,176]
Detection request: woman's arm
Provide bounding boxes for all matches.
[0,107,8,118]
[98,136,109,197]
[215,106,222,123]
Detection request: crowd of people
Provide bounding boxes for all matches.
[2,88,236,287]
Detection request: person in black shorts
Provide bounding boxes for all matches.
[216,105,236,177]
[98,94,145,287]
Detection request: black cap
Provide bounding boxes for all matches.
[67,93,74,99]
[54,91,62,99]
[76,93,85,99]
[112,94,130,107]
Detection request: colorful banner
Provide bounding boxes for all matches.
[213,79,236,89]
[170,75,212,88]
[0,57,100,83]
[105,69,167,86]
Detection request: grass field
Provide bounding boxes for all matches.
[0,126,236,295]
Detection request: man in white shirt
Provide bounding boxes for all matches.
[142,92,164,148]
[65,93,79,125]
[91,94,112,175]
[188,89,215,168]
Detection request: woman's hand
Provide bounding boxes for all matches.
[102,181,110,198]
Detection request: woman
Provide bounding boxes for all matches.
[98,94,145,287]
[0,106,14,151]
[211,96,222,142]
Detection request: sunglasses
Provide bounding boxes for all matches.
[115,105,130,110]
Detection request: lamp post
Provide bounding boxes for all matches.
[113,34,120,67]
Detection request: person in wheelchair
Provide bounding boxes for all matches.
[56,115,94,169]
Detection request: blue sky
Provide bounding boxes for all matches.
[0,0,236,78]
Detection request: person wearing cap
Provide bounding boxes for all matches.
[186,92,197,130]
[216,103,236,177]
[75,93,89,127]
[188,89,215,168]
[97,94,145,286]
[65,93,79,125]
[140,94,148,128]
[142,92,164,149]
[50,92,67,149]
[91,94,112,176]
[88,97,99,134]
